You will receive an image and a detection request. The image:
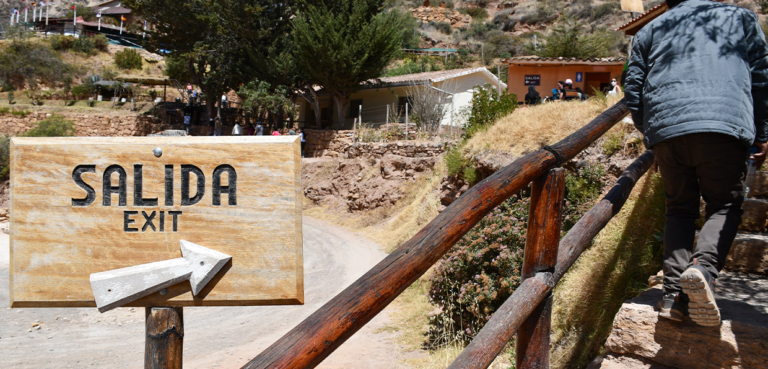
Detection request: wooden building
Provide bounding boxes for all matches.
[504,56,626,102]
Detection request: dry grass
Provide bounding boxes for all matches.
[550,171,666,368]
[464,95,624,158]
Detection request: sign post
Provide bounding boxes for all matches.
[9,136,304,368]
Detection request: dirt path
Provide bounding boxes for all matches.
[1,217,419,368]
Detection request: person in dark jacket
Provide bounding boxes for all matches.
[625,0,768,326]
[525,86,541,105]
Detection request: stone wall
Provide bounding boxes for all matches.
[304,128,451,159]
[0,112,173,137]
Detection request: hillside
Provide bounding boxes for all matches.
[383,0,765,73]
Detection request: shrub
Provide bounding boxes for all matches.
[591,2,620,21]
[602,130,624,156]
[427,197,528,346]
[50,35,75,51]
[464,84,517,139]
[518,0,559,25]
[427,163,606,346]
[434,21,453,35]
[536,17,619,58]
[23,115,76,137]
[164,55,191,81]
[114,48,143,70]
[71,85,91,99]
[93,35,110,52]
[10,109,31,118]
[0,135,9,180]
[72,32,95,53]
[445,146,470,176]
[458,7,489,20]
[0,40,69,88]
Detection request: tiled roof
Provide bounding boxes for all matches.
[616,3,669,34]
[503,56,626,64]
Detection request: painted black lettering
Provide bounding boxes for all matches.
[181,165,204,206]
[168,211,182,232]
[72,165,96,207]
[133,165,158,207]
[124,211,138,232]
[212,165,237,206]
[141,211,156,232]
[103,165,127,206]
[164,165,174,206]
[159,211,165,232]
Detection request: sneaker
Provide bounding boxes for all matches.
[658,292,687,322]
[681,263,720,326]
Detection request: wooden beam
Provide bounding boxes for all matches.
[517,168,565,368]
[242,100,630,369]
[145,307,183,369]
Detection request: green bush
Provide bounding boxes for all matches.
[0,40,69,88]
[10,109,31,118]
[602,130,624,156]
[72,33,95,53]
[93,35,110,52]
[114,48,143,70]
[164,55,191,81]
[591,2,620,21]
[445,146,470,177]
[50,35,75,51]
[71,85,91,99]
[464,84,517,139]
[427,197,528,346]
[458,7,489,20]
[433,21,453,35]
[0,135,10,180]
[23,115,76,137]
[427,163,606,346]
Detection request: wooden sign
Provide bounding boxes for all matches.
[524,75,541,86]
[9,136,303,308]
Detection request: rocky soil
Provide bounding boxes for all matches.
[303,154,437,212]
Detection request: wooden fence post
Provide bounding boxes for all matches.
[145,307,184,369]
[517,168,565,369]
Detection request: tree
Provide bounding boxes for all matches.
[407,81,455,137]
[533,17,618,58]
[292,0,403,127]
[238,80,292,126]
[123,0,295,119]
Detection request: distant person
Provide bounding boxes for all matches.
[245,122,255,136]
[208,118,215,136]
[565,78,573,89]
[625,0,768,326]
[271,129,281,136]
[256,121,264,136]
[186,83,192,95]
[214,117,223,136]
[221,94,227,109]
[575,87,587,101]
[525,86,541,105]
[608,78,622,96]
[183,114,191,135]
[299,129,306,157]
[232,122,243,135]
[288,127,296,135]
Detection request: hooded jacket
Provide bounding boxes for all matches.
[625,0,768,148]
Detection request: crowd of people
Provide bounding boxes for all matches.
[524,78,622,105]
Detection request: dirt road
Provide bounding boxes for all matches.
[1,217,418,368]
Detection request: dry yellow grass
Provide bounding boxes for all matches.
[464,95,624,158]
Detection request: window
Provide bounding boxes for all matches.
[348,99,363,118]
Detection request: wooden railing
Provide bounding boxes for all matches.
[242,99,654,369]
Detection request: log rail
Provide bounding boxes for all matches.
[243,99,652,369]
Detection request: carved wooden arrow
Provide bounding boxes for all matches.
[90,240,232,313]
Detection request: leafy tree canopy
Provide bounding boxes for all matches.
[292,0,403,125]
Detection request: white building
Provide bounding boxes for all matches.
[296,67,508,130]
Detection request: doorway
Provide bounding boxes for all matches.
[585,72,611,95]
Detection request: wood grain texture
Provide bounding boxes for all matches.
[517,169,564,369]
[145,307,184,369]
[10,136,303,308]
[242,101,630,369]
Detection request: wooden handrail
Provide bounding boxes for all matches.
[242,100,630,369]
[448,149,656,368]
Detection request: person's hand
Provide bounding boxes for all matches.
[751,141,768,168]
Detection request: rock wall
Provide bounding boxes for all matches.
[410,6,472,28]
[304,128,450,159]
[0,112,173,137]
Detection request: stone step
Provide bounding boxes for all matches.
[748,171,768,198]
[725,232,768,275]
[740,198,768,232]
[595,271,768,369]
